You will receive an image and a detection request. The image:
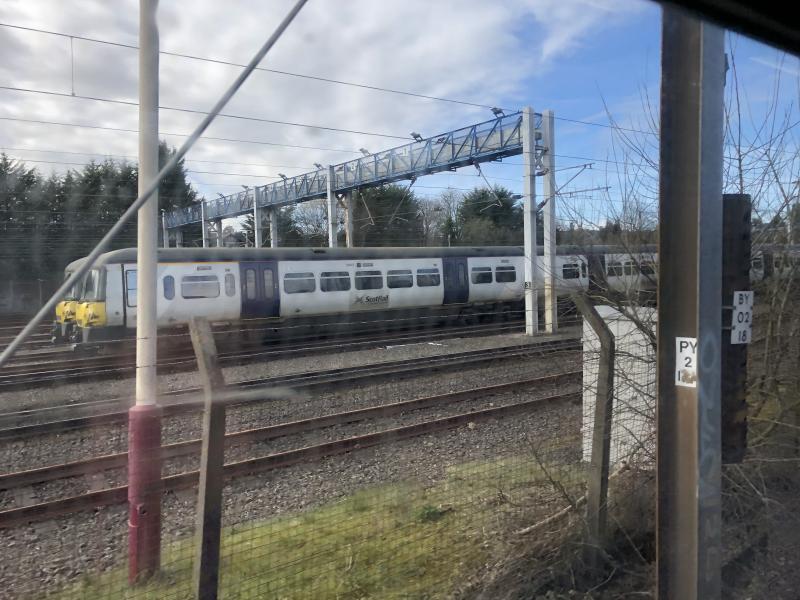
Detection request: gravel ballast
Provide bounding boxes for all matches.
[0,397,582,598]
[0,329,583,598]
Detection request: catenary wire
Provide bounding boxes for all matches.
[0,0,311,368]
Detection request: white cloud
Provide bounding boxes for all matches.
[0,0,646,201]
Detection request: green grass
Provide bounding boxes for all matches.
[55,457,582,600]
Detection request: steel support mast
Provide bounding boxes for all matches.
[541,110,557,333]
[656,9,725,599]
[522,106,539,335]
[253,201,262,247]
[343,192,354,247]
[269,208,278,247]
[326,165,338,247]
[129,0,162,584]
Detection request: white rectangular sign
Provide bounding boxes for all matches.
[675,337,697,388]
[731,290,753,345]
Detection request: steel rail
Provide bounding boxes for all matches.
[0,319,537,389]
[0,389,580,528]
[0,371,581,490]
[0,338,580,439]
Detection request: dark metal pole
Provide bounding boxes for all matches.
[721,194,751,464]
[657,8,726,600]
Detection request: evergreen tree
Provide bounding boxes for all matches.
[0,141,201,282]
[453,186,524,246]
[351,185,424,246]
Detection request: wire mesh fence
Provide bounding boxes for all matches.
[4,267,798,598]
[0,306,598,599]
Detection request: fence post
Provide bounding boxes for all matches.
[189,317,227,600]
[573,294,615,569]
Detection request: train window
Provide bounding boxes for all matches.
[562,264,580,280]
[163,275,175,300]
[624,261,637,276]
[495,265,516,283]
[387,269,413,288]
[458,264,468,287]
[355,270,383,290]
[284,272,316,294]
[471,266,492,284]
[82,269,101,301]
[181,275,220,299]
[225,274,236,297]
[607,262,623,277]
[126,270,137,307]
[264,270,275,298]
[417,268,440,287]
[320,271,351,292]
[641,262,655,276]
[751,257,763,270]
[581,263,587,278]
[245,269,257,300]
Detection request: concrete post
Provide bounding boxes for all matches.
[175,228,183,248]
[129,0,162,584]
[522,106,539,335]
[542,110,558,333]
[326,165,338,248]
[215,219,223,247]
[269,208,278,248]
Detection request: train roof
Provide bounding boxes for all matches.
[64,245,658,271]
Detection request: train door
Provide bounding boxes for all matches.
[442,257,469,304]
[239,261,280,318]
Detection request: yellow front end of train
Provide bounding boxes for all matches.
[75,300,107,329]
[52,271,82,343]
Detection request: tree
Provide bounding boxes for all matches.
[350,185,425,247]
[241,205,304,247]
[0,141,201,282]
[454,186,523,245]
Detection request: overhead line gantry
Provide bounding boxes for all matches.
[163,107,557,335]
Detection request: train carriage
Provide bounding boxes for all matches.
[55,245,664,345]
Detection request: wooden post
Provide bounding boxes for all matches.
[573,294,615,569]
[189,317,227,600]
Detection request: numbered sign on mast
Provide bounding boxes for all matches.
[731,291,753,345]
[675,337,698,388]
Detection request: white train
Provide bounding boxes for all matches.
[54,245,658,344]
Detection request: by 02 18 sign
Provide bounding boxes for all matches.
[731,291,754,345]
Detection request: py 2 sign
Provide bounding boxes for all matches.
[675,337,698,388]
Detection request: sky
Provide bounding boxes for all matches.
[0,0,797,231]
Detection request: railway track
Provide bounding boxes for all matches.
[0,336,580,438]
[0,372,581,528]
[0,321,53,351]
[0,318,536,390]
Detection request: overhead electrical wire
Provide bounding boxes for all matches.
[0,20,660,136]
[0,115,357,153]
[0,21,499,111]
[1,115,663,176]
[0,0,311,366]
[0,146,316,170]
[0,84,409,140]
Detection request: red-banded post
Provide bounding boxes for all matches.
[128,0,163,584]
